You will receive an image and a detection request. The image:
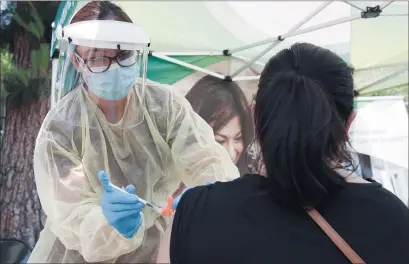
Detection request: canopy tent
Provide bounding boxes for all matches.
[49,1,408,204]
[50,1,408,94]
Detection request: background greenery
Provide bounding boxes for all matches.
[0,0,60,249]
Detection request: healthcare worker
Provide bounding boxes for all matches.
[28,1,239,263]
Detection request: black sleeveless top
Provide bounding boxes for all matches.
[170,174,409,264]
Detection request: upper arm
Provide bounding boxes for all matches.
[34,104,145,261]
[168,186,206,264]
[157,186,206,264]
[156,216,174,264]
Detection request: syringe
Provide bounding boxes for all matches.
[108,183,171,215]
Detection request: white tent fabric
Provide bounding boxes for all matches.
[119,1,408,88]
[350,2,408,94]
[52,1,408,96]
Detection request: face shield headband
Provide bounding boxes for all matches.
[55,20,150,102]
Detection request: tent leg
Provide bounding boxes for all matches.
[50,58,59,107]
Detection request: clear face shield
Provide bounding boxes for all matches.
[55,20,150,104]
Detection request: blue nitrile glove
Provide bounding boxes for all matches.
[98,171,145,238]
[172,181,213,210]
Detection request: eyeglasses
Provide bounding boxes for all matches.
[74,50,141,73]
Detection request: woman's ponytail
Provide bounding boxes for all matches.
[254,43,355,208]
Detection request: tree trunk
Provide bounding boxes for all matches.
[12,2,35,68]
[11,1,60,68]
[12,28,32,68]
[0,96,50,248]
[0,0,59,249]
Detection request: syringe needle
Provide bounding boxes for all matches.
[108,183,171,216]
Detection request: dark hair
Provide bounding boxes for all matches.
[254,42,356,209]
[70,1,132,24]
[185,75,254,174]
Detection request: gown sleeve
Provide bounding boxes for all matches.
[33,114,146,262]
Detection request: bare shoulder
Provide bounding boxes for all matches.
[346,177,372,184]
[156,216,174,264]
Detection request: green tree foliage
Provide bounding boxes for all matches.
[0,1,60,247]
[0,1,58,52]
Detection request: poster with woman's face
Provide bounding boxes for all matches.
[173,58,263,176]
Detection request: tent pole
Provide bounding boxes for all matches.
[341,1,365,11]
[228,1,333,55]
[357,68,408,93]
[231,54,266,68]
[354,62,408,72]
[232,76,260,81]
[380,1,395,11]
[227,36,279,56]
[381,13,408,17]
[50,58,58,107]
[229,41,279,78]
[356,96,405,101]
[151,52,225,80]
[279,14,361,40]
[359,82,408,95]
[153,52,224,56]
[230,13,361,78]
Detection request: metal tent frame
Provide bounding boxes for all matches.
[148,1,408,91]
[49,1,408,107]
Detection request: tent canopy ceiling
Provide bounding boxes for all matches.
[119,1,407,61]
[121,1,351,58]
[120,1,408,92]
[51,1,408,92]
